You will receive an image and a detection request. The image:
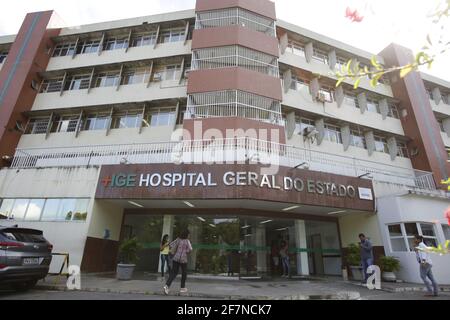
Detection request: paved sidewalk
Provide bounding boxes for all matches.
[36,273,450,300]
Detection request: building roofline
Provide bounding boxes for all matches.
[420,72,450,89]
[0,34,16,45]
[276,19,386,64]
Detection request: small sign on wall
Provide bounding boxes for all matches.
[358,187,373,201]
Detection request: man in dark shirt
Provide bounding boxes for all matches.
[359,233,374,282]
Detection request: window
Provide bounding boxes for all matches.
[287,41,305,58]
[122,68,151,85]
[388,224,408,252]
[145,108,177,127]
[374,136,389,153]
[83,113,110,131]
[53,115,79,133]
[344,93,359,108]
[40,198,89,222]
[350,130,366,149]
[387,103,400,119]
[426,89,433,101]
[52,43,76,57]
[388,222,439,252]
[397,142,409,158]
[318,87,334,103]
[112,110,143,129]
[437,119,445,132]
[79,40,101,54]
[159,29,185,43]
[95,72,120,88]
[296,118,315,135]
[312,48,329,65]
[131,33,157,47]
[104,38,128,51]
[0,199,14,219]
[10,199,29,221]
[290,76,309,91]
[25,199,45,221]
[40,78,64,93]
[366,98,380,114]
[66,75,91,91]
[335,56,349,71]
[324,124,342,144]
[442,94,450,105]
[25,118,50,134]
[0,51,8,63]
[163,65,181,81]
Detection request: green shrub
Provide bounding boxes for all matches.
[379,256,401,272]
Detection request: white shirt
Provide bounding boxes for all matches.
[416,242,433,266]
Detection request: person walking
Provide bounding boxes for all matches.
[414,235,439,297]
[279,240,290,278]
[163,229,192,295]
[159,234,171,278]
[359,233,374,282]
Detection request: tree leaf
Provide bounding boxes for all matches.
[336,77,345,88]
[353,78,361,89]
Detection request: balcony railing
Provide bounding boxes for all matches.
[195,8,276,37]
[186,90,284,126]
[10,137,436,191]
[192,46,279,77]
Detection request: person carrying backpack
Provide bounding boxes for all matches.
[163,229,192,295]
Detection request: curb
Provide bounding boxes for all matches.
[34,284,361,300]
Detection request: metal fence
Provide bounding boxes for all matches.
[11,137,436,191]
[195,8,276,37]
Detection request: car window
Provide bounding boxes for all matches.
[0,231,46,243]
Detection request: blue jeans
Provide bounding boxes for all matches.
[420,264,439,295]
[361,258,373,281]
[160,254,170,277]
[281,256,290,276]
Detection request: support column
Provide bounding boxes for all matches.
[379,98,389,120]
[357,92,368,114]
[188,224,201,271]
[255,225,267,274]
[387,136,398,161]
[315,118,325,145]
[295,220,309,276]
[341,124,351,151]
[328,49,337,70]
[432,87,442,105]
[305,42,313,63]
[286,111,296,139]
[279,32,288,55]
[335,85,344,108]
[364,130,376,156]
[283,69,292,93]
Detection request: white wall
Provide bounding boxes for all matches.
[339,213,383,247]
[17,126,179,149]
[0,167,100,273]
[283,87,405,136]
[441,132,450,148]
[432,99,450,117]
[376,192,450,284]
[87,200,124,242]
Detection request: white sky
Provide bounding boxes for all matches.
[1,0,449,81]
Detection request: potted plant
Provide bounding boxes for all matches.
[346,243,363,281]
[117,237,142,281]
[379,256,401,282]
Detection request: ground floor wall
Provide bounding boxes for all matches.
[376,191,450,285]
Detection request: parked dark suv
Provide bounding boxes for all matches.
[0,226,53,290]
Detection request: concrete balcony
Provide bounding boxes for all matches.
[283,86,405,136]
[32,80,187,111]
[279,51,394,98]
[46,41,192,72]
[10,137,436,191]
[430,99,450,117]
[441,131,450,148]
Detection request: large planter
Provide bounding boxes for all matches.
[382,271,397,282]
[350,266,363,281]
[116,264,136,281]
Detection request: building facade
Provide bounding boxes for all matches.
[0,0,449,283]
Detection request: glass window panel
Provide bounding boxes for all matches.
[390,238,407,252]
[41,199,61,221]
[404,223,419,237]
[11,199,29,220]
[420,224,436,237]
[407,237,416,252]
[58,199,77,221]
[388,224,403,237]
[25,199,45,221]
[423,238,438,247]
[443,225,450,240]
[0,199,15,218]
[73,199,89,221]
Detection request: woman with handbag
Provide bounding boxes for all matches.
[163,229,192,295]
[159,234,171,278]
